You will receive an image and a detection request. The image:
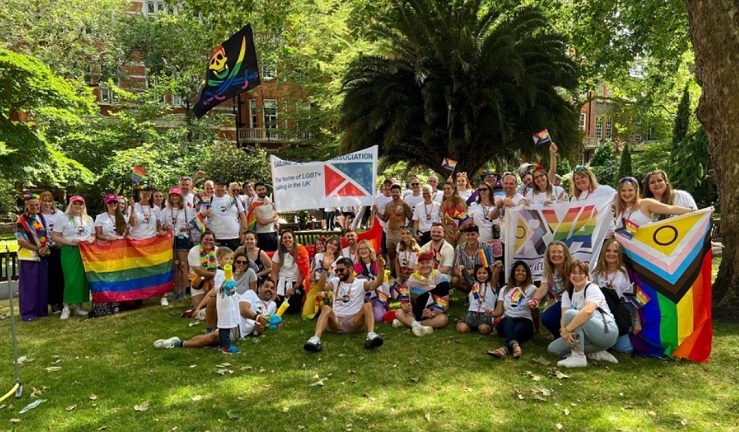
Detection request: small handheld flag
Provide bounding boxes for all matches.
[532,129,552,145]
[441,157,457,172]
[131,166,147,184]
[189,213,207,233]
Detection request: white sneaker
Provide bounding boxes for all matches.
[587,350,619,364]
[557,352,587,368]
[60,308,70,320]
[74,307,88,317]
[412,325,433,337]
[153,336,181,349]
[160,297,169,306]
[392,319,403,328]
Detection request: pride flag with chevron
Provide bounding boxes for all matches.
[615,208,713,362]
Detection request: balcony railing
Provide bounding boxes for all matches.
[238,127,313,143]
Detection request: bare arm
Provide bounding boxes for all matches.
[364,257,387,291]
[548,142,558,183]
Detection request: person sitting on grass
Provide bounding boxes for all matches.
[303,256,386,352]
[152,278,278,350]
[393,251,451,337]
[487,261,538,360]
[548,261,619,368]
[456,263,501,335]
[192,247,241,354]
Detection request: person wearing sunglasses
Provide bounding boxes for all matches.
[468,183,497,244]
[403,177,424,211]
[95,194,128,241]
[231,250,258,295]
[304,256,387,352]
[641,170,697,221]
[615,177,693,231]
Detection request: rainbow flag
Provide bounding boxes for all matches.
[532,129,551,145]
[375,289,389,308]
[131,165,147,183]
[479,248,493,268]
[189,212,207,233]
[509,287,526,307]
[470,284,481,303]
[441,157,457,172]
[392,282,410,303]
[246,201,263,232]
[79,232,174,302]
[615,208,713,362]
[429,294,448,313]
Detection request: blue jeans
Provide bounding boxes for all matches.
[495,316,534,352]
[540,301,562,337]
[548,309,618,357]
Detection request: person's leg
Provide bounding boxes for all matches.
[394,308,416,328]
[513,318,535,345]
[36,260,49,317]
[580,316,619,353]
[456,321,472,333]
[477,324,492,335]
[205,295,217,331]
[286,289,304,315]
[540,302,562,337]
[313,306,339,339]
[420,313,448,329]
[176,250,189,297]
[611,334,633,354]
[181,332,219,348]
[18,261,37,321]
[218,328,231,350]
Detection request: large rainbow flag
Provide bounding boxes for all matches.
[79,232,174,302]
[615,208,713,362]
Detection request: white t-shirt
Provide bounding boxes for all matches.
[467,202,495,243]
[272,251,300,295]
[183,192,196,207]
[467,282,497,312]
[187,246,218,275]
[497,284,537,320]
[129,203,160,240]
[412,201,441,233]
[458,189,472,202]
[239,290,277,336]
[214,270,240,329]
[527,185,566,205]
[572,185,616,202]
[431,190,443,203]
[650,190,697,222]
[162,205,191,238]
[404,193,424,211]
[561,283,614,322]
[374,193,393,229]
[94,212,128,238]
[52,214,95,242]
[207,194,244,240]
[592,269,631,299]
[420,240,455,272]
[329,277,366,318]
[342,246,358,263]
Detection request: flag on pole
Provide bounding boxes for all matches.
[193,24,261,119]
[441,157,457,171]
[532,129,551,145]
[131,166,147,184]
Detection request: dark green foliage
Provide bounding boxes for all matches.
[617,143,632,179]
[340,0,581,176]
[589,142,619,188]
[671,83,691,161]
[671,127,717,207]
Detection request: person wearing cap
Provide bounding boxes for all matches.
[162,187,196,301]
[95,194,129,241]
[205,178,247,252]
[303,257,386,352]
[15,194,51,321]
[51,196,95,319]
[392,251,451,336]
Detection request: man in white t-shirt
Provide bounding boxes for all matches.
[420,223,455,276]
[238,279,278,337]
[206,178,247,251]
[427,175,443,203]
[303,257,386,352]
[251,182,278,252]
[239,181,256,209]
[371,179,394,254]
[412,185,441,245]
[403,177,424,211]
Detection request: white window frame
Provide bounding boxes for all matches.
[99,82,119,105]
[172,94,183,107]
[263,99,278,129]
[595,117,603,140]
[605,118,613,139]
[579,113,586,130]
[249,99,258,128]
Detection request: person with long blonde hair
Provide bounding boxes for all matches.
[570,165,615,202]
[439,181,471,247]
[641,170,698,221]
[528,241,574,337]
[615,177,692,230]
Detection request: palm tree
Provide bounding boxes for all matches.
[340,0,581,176]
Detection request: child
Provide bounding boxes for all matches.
[592,238,637,354]
[487,261,537,359]
[194,247,241,353]
[456,263,502,335]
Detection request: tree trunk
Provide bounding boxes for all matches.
[685,0,739,316]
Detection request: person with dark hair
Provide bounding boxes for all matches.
[271,230,310,315]
[419,223,455,276]
[488,261,537,359]
[376,184,413,266]
[39,191,65,313]
[95,194,128,241]
[371,179,394,254]
[205,178,247,252]
[548,261,619,367]
[452,224,495,294]
[641,170,697,221]
[250,182,278,252]
[457,263,501,335]
[303,256,386,352]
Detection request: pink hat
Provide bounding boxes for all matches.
[103,194,118,204]
[69,195,85,204]
[168,187,183,196]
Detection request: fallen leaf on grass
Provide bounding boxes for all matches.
[648,411,656,417]
[532,395,548,402]
[66,405,76,411]
[133,402,150,412]
[17,356,33,365]
[98,427,108,431]
[310,380,325,387]
[424,413,431,422]
[51,359,62,365]
[216,369,233,375]
[188,321,200,327]
[532,356,551,365]
[191,395,202,402]
[563,408,570,416]
[215,363,231,368]
[44,367,62,372]
[259,367,266,373]
[282,407,289,413]
[31,387,43,398]
[680,419,688,426]
[555,423,563,430]
[550,370,570,380]
[227,410,241,419]
[9,419,20,423]
[241,366,253,371]
[189,365,197,369]
[464,387,473,393]
[90,394,98,400]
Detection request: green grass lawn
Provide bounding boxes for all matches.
[0,289,736,432]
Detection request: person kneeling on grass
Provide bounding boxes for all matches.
[393,251,450,337]
[303,256,386,352]
[547,261,619,368]
[152,280,278,351]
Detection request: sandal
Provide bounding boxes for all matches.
[487,346,508,359]
[511,343,522,359]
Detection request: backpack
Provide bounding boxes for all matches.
[585,283,631,336]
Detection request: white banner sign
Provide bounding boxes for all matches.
[503,195,614,281]
[270,146,378,212]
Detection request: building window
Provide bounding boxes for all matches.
[263,99,278,129]
[263,65,277,81]
[635,134,642,143]
[172,94,183,107]
[577,153,585,166]
[249,99,258,128]
[144,1,175,16]
[595,117,603,140]
[579,113,586,130]
[647,128,655,140]
[605,118,613,139]
[99,84,119,105]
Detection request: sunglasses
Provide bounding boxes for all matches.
[411,183,420,186]
[619,177,638,185]
[477,188,490,192]
[573,165,588,174]
[235,260,248,264]
[334,268,347,273]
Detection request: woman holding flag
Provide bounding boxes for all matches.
[162,187,195,301]
[488,261,538,359]
[439,181,471,247]
[15,194,51,321]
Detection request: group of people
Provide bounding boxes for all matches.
[17,144,700,366]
